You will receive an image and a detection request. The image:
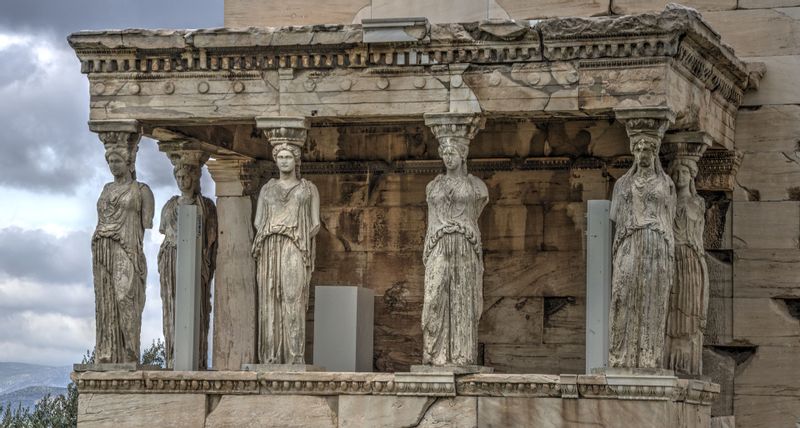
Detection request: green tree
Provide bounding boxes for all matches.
[141,338,166,368]
[0,340,165,427]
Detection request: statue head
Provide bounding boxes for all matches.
[668,158,698,195]
[100,131,139,180]
[630,134,660,170]
[174,162,201,195]
[272,142,302,178]
[104,149,129,179]
[166,150,208,197]
[438,139,469,174]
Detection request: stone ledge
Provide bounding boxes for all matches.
[71,370,719,405]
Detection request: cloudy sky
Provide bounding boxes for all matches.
[0,0,222,366]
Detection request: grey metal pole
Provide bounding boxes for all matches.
[585,200,612,373]
[174,204,202,371]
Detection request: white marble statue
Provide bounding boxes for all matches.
[92,133,155,364]
[252,142,320,365]
[609,120,676,369]
[665,158,709,375]
[422,138,489,366]
[158,151,218,369]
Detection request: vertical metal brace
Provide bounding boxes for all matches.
[175,204,202,371]
[585,200,612,373]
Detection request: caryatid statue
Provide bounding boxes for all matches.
[90,121,155,364]
[663,135,710,376]
[157,146,218,369]
[252,117,320,365]
[609,109,676,369]
[421,113,488,366]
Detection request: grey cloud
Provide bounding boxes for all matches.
[136,138,178,191]
[0,0,223,38]
[0,44,38,88]
[0,227,92,284]
[0,37,106,193]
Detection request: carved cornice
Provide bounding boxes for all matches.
[68,8,749,109]
[675,43,743,106]
[71,371,718,405]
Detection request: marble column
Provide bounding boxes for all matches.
[608,107,676,370]
[207,156,265,370]
[418,112,489,372]
[88,120,154,365]
[661,132,712,376]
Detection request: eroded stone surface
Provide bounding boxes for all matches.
[78,393,206,428]
[205,395,338,428]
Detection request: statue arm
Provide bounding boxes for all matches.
[158,198,171,235]
[609,181,621,224]
[475,177,489,214]
[205,198,219,268]
[309,182,321,237]
[140,183,155,230]
[253,182,269,232]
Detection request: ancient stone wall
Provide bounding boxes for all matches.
[224,1,800,426]
[302,120,626,374]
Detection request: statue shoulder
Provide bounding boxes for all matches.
[301,178,318,191]
[468,174,488,195]
[137,181,154,199]
[201,195,216,207]
[258,178,276,194]
[426,174,444,192]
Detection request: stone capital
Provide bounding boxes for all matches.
[207,156,267,197]
[614,107,676,146]
[661,132,712,164]
[158,141,211,169]
[256,116,310,149]
[423,113,485,147]
[91,120,142,178]
[90,120,141,148]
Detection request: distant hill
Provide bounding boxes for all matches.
[0,385,67,410]
[0,362,71,395]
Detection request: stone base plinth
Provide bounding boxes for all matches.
[240,363,325,372]
[73,363,161,372]
[410,364,494,374]
[71,370,719,427]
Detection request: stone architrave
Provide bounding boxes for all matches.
[420,112,488,367]
[662,133,712,376]
[157,144,218,369]
[89,120,155,364]
[608,108,677,370]
[253,116,321,365]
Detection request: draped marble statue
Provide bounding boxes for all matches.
[421,113,488,366]
[609,113,676,369]
[92,131,154,364]
[252,121,320,365]
[158,150,218,369]
[665,156,709,376]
